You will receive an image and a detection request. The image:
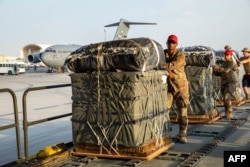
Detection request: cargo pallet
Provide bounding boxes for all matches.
[72,135,174,160]
[169,109,220,124]
[13,135,174,167]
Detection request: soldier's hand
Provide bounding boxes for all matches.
[168,71,174,79]
[213,64,219,69]
[166,66,170,71]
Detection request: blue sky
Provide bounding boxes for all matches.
[0,0,249,57]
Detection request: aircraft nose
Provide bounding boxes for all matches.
[40,53,52,67]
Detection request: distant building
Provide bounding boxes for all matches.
[0,54,17,62]
[20,44,51,59]
[0,55,5,61]
[1,43,51,63]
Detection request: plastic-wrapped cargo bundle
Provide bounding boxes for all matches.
[180,45,216,67]
[70,70,170,147]
[185,66,215,115]
[65,37,166,72]
[169,66,215,116]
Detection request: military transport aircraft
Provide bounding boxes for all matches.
[27,18,156,72]
[27,44,82,72]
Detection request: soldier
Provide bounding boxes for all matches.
[165,34,190,143]
[213,49,238,119]
[239,48,250,101]
[224,45,231,50]
[224,45,240,66]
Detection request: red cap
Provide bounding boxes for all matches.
[224,49,233,55]
[167,34,178,43]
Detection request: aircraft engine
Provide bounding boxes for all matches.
[27,53,42,63]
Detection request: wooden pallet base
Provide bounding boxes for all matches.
[170,109,220,124]
[72,135,174,160]
[216,97,246,107]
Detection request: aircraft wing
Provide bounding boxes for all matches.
[123,22,157,25]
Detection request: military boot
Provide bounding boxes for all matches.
[178,116,188,143]
[225,110,234,119]
[247,94,250,102]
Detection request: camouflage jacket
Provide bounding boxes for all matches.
[165,50,189,92]
[213,60,238,85]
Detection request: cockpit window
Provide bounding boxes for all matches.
[45,48,56,53]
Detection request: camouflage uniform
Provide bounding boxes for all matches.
[165,50,190,138]
[213,60,238,115]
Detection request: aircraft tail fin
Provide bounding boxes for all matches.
[104,18,156,40]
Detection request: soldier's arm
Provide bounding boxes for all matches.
[216,63,237,73]
[240,58,250,64]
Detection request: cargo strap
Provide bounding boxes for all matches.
[71,110,167,125]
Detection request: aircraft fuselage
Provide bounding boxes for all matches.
[40,44,82,68]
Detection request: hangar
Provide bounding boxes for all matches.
[20,44,51,59]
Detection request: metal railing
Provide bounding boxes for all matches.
[0,88,22,164]
[22,83,72,160]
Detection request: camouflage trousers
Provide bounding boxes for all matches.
[167,87,190,137]
[221,83,237,111]
[167,85,190,112]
